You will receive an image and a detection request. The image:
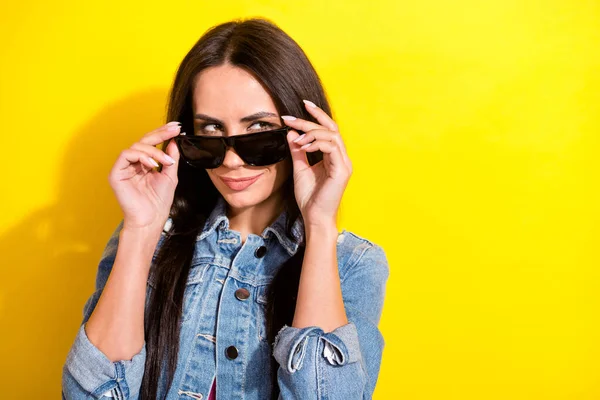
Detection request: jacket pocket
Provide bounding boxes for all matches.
[147,262,211,323]
[255,284,270,343]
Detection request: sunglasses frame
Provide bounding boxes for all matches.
[172,126,293,169]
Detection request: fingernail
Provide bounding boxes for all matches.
[293,134,305,143]
[167,121,181,126]
[164,155,175,165]
[300,142,312,149]
[303,100,317,108]
[168,124,181,131]
[149,157,159,167]
[281,115,297,121]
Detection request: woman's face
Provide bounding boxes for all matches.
[191,64,292,211]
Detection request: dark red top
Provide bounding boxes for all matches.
[208,379,216,400]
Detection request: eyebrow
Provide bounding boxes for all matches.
[194,111,279,125]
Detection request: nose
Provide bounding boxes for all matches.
[221,144,245,168]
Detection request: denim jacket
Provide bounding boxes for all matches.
[62,195,389,399]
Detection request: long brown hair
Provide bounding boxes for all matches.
[141,18,331,399]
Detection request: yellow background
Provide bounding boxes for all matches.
[1,1,599,399]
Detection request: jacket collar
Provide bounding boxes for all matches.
[197,195,305,256]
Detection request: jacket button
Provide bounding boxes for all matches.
[254,246,267,258]
[225,345,238,360]
[235,288,250,301]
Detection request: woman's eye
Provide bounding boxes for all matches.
[249,121,273,131]
[196,123,222,135]
[204,124,218,132]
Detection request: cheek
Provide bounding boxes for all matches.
[255,161,291,194]
[270,159,292,185]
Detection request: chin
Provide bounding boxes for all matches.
[221,191,266,209]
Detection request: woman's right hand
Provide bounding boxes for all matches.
[108,121,182,231]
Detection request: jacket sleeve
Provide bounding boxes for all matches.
[62,220,149,400]
[273,241,389,400]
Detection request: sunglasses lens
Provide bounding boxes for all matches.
[235,130,289,166]
[176,136,224,169]
[174,128,289,169]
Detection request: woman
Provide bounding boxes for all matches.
[62,18,389,400]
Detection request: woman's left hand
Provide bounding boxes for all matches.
[283,100,353,229]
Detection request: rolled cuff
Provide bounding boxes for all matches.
[63,323,146,398]
[273,322,362,373]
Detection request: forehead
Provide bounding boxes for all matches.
[192,64,278,118]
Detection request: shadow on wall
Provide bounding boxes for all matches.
[0,89,171,396]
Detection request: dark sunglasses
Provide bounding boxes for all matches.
[173,126,292,169]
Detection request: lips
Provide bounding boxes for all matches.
[219,173,263,191]
[220,174,263,182]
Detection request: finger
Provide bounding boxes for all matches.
[139,123,183,146]
[286,129,311,173]
[130,142,176,166]
[152,121,181,133]
[141,121,181,140]
[292,128,351,169]
[302,100,339,132]
[160,139,180,183]
[299,139,347,173]
[281,115,327,137]
[282,116,348,154]
[114,149,161,171]
[281,115,323,132]
[292,129,335,145]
